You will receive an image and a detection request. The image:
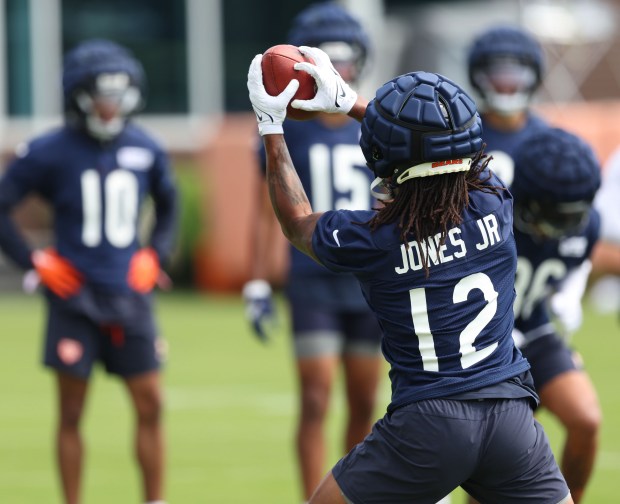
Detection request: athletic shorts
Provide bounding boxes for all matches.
[521,332,579,390]
[289,300,382,358]
[333,397,570,504]
[43,292,161,379]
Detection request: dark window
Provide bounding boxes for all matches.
[62,0,188,113]
[222,0,316,111]
[6,0,32,116]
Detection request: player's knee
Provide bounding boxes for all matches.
[349,394,376,422]
[567,406,602,439]
[135,389,163,425]
[59,411,82,430]
[301,387,330,423]
[59,401,85,428]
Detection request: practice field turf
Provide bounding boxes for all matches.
[0,291,618,503]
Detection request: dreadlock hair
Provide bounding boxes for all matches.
[368,148,497,277]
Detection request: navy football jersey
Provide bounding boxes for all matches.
[312,171,530,411]
[513,209,600,343]
[483,113,548,187]
[0,124,177,292]
[258,117,376,309]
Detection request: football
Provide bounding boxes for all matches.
[261,44,318,121]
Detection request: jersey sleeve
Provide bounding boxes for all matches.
[312,210,378,274]
[148,147,178,263]
[0,143,52,202]
[0,143,52,269]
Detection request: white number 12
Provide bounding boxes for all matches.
[409,272,499,371]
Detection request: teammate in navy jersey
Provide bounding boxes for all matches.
[469,26,600,504]
[242,4,384,500]
[511,128,601,504]
[468,27,594,337]
[467,25,549,188]
[248,44,573,503]
[0,40,177,504]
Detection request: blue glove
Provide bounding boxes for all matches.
[242,279,275,342]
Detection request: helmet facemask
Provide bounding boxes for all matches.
[514,198,591,239]
[472,57,538,116]
[73,72,142,141]
[287,3,370,89]
[318,40,365,86]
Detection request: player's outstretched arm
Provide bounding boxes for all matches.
[247,54,321,262]
[263,135,321,262]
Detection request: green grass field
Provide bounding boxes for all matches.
[0,291,618,503]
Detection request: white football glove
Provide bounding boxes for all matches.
[550,291,583,337]
[549,260,591,337]
[291,46,357,115]
[247,54,300,136]
[511,328,526,349]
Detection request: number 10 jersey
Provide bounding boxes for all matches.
[0,124,177,292]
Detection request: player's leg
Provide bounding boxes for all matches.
[522,335,601,504]
[124,370,165,502]
[56,372,89,504]
[342,354,381,450]
[101,294,165,503]
[44,300,98,504]
[291,301,343,500]
[341,311,382,452]
[538,370,600,503]
[297,354,339,499]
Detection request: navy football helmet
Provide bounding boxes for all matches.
[512,127,600,239]
[287,2,370,83]
[468,26,544,115]
[360,71,483,187]
[63,39,145,141]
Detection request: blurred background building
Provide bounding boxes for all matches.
[1,0,619,290]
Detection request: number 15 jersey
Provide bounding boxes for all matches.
[312,171,530,412]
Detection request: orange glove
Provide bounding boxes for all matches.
[31,248,83,299]
[127,247,161,293]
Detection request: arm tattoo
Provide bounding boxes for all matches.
[268,140,309,216]
[264,135,320,261]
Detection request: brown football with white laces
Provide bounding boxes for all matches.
[261,44,318,121]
